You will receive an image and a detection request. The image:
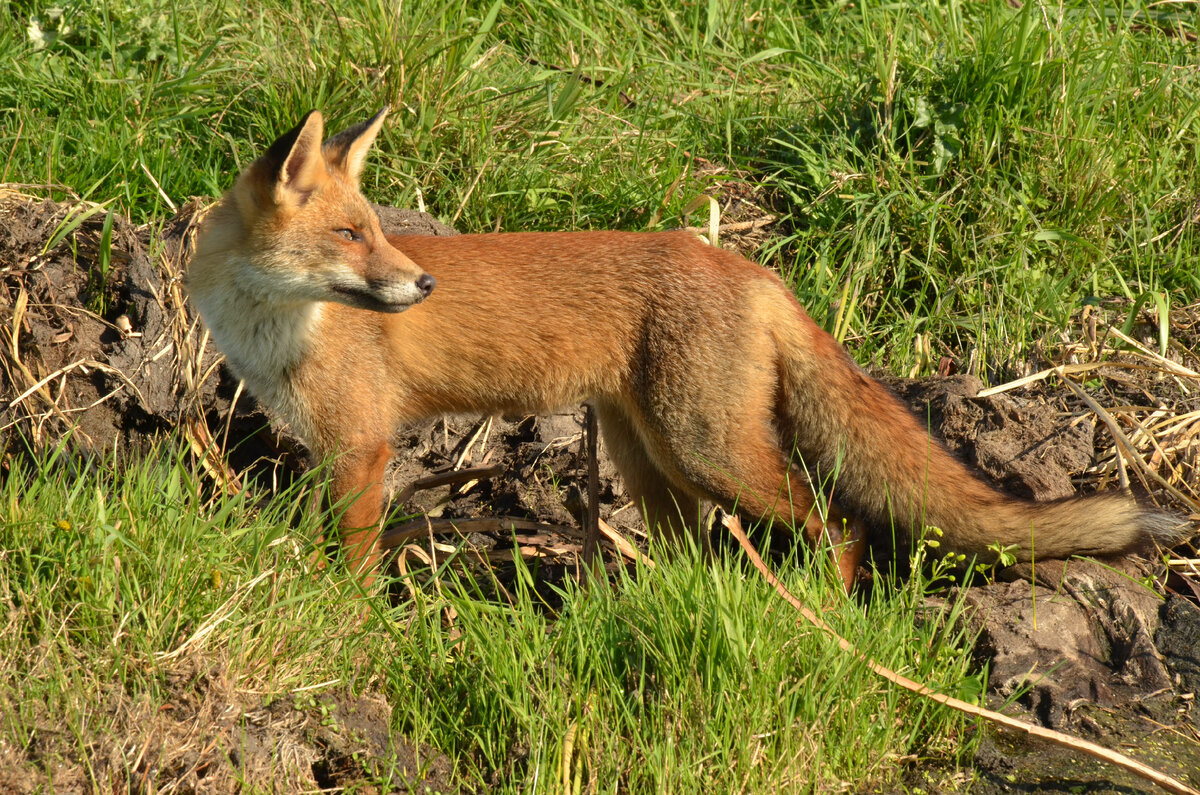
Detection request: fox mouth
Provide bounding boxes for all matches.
[328,283,422,313]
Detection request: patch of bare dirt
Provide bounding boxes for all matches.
[2,186,1199,792]
[884,373,1200,791]
[884,375,1098,500]
[679,159,782,258]
[955,563,1200,792]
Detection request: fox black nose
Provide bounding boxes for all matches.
[416,273,436,298]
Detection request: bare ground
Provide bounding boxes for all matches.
[1,186,1199,793]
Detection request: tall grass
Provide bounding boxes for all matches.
[1,441,982,791]
[392,547,982,791]
[3,0,1197,371]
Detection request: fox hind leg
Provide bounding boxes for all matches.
[593,401,708,551]
[665,391,865,590]
[595,394,865,588]
[723,436,867,590]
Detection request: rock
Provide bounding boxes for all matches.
[964,558,1172,728]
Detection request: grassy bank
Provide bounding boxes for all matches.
[1,444,980,791]
[2,0,1197,790]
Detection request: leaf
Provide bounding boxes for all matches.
[1032,228,1098,252]
[41,203,109,256]
[1119,290,1171,357]
[913,96,933,128]
[742,47,790,66]
[933,134,961,175]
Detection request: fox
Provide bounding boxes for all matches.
[187,108,1181,589]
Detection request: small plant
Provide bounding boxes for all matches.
[25,5,74,51]
[973,540,1020,581]
[909,95,965,176]
[909,525,968,588]
[86,210,115,315]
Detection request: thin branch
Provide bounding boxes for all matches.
[392,463,506,506]
[379,516,574,551]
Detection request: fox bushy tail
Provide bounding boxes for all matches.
[768,294,1179,563]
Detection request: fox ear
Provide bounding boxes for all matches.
[251,110,326,207]
[322,107,389,185]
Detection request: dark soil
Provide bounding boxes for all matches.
[2,188,1198,793]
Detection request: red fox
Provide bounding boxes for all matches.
[187,108,1179,588]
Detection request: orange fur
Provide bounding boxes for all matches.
[187,109,1180,588]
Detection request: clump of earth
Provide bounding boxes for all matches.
[1,188,1198,793]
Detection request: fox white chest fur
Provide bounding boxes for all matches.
[194,254,324,440]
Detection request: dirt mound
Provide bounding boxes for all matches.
[2,187,1199,792]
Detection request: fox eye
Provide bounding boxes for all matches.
[334,227,361,242]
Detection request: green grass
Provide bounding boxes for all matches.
[1,441,982,791]
[3,0,1197,372]
[2,0,1196,789]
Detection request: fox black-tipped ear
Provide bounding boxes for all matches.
[322,106,389,185]
[251,110,326,206]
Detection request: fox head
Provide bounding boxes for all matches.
[195,108,434,312]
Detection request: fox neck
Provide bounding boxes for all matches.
[197,269,322,431]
